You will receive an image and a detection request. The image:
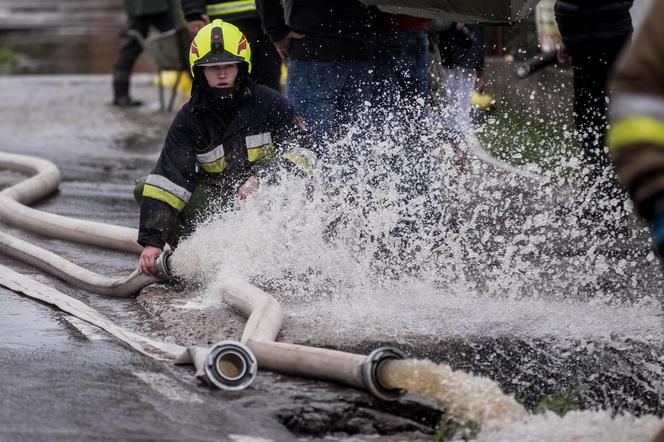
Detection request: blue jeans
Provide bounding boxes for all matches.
[286,59,373,138]
[373,31,429,110]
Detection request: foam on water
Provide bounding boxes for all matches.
[474,410,663,442]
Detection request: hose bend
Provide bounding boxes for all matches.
[0,150,406,397]
[0,151,151,296]
[0,152,140,253]
[0,230,155,297]
[214,273,406,400]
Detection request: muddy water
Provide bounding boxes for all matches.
[380,359,527,426]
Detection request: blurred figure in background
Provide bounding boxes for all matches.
[555,0,633,215]
[112,0,176,106]
[607,1,664,257]
[372,12,430,114]
[438,22,486,140]
[256,0,376,140]
[182,0,282,91]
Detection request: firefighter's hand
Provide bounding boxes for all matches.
[274,31,305,62]
[237,176,260,200]
[139,246,162,277]
[187,15,209,35]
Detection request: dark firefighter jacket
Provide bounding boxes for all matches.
[138,83,313,249]
[554,0,633,50]
[182,0,258,22]
[255,0,376,61]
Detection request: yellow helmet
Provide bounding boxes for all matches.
[189,19,252,76]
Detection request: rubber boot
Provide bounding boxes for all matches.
[112,70,143,107]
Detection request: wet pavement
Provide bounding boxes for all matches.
[0,287,295,442]
[1,74,664,440]
[0,75,442,441]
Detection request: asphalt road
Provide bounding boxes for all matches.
[0,287,294,442]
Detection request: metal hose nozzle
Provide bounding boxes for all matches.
[361,347,406,401]
[205,341,257,391]
[154,250,174,279]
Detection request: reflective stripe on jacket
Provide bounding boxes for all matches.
[138,83,313,248]
[207,0,256,17]
[182,0,257,22]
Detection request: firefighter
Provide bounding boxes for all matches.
[182,0,281,91]
[607,0,664,257]
[136,19,314,276]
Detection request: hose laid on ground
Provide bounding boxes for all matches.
[467,134,547,184]
[0,263,184,362]
[175,271,404,399]
[0,150,405,399]
[0,230,153,298]
[0,152,141,253]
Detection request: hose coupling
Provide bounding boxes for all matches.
[361,346,406,401]
[154,250,174,279]
[205,341,257,391]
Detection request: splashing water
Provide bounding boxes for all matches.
[380,359,527,427]
[474,410,663,442]
[170,104,664,428]
[173,104,659,308]
[377,358,664,440]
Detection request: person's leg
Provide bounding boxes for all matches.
[570,38,631,219]
[373,31,429,111]
[395,31,430,104]
[572,55,610,183]
[372,33,401,110]
[286,60,340,140]
[230,17,282,91]
[571,41,625,191]
[336,60,373,126]
[112,15,150,106]
[452,67,475,131]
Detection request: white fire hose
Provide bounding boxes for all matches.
[0,151,405,400]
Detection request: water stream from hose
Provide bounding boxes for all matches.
[170,107,664,437]
[381,359,527,426]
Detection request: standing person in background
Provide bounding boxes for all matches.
[372,13,430,114]
[607,1,664,258]
[555,0,633,216]
[255,0,376,140]
[182,0,282,91]
[438,22,486,139]
[112,0,176,107]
